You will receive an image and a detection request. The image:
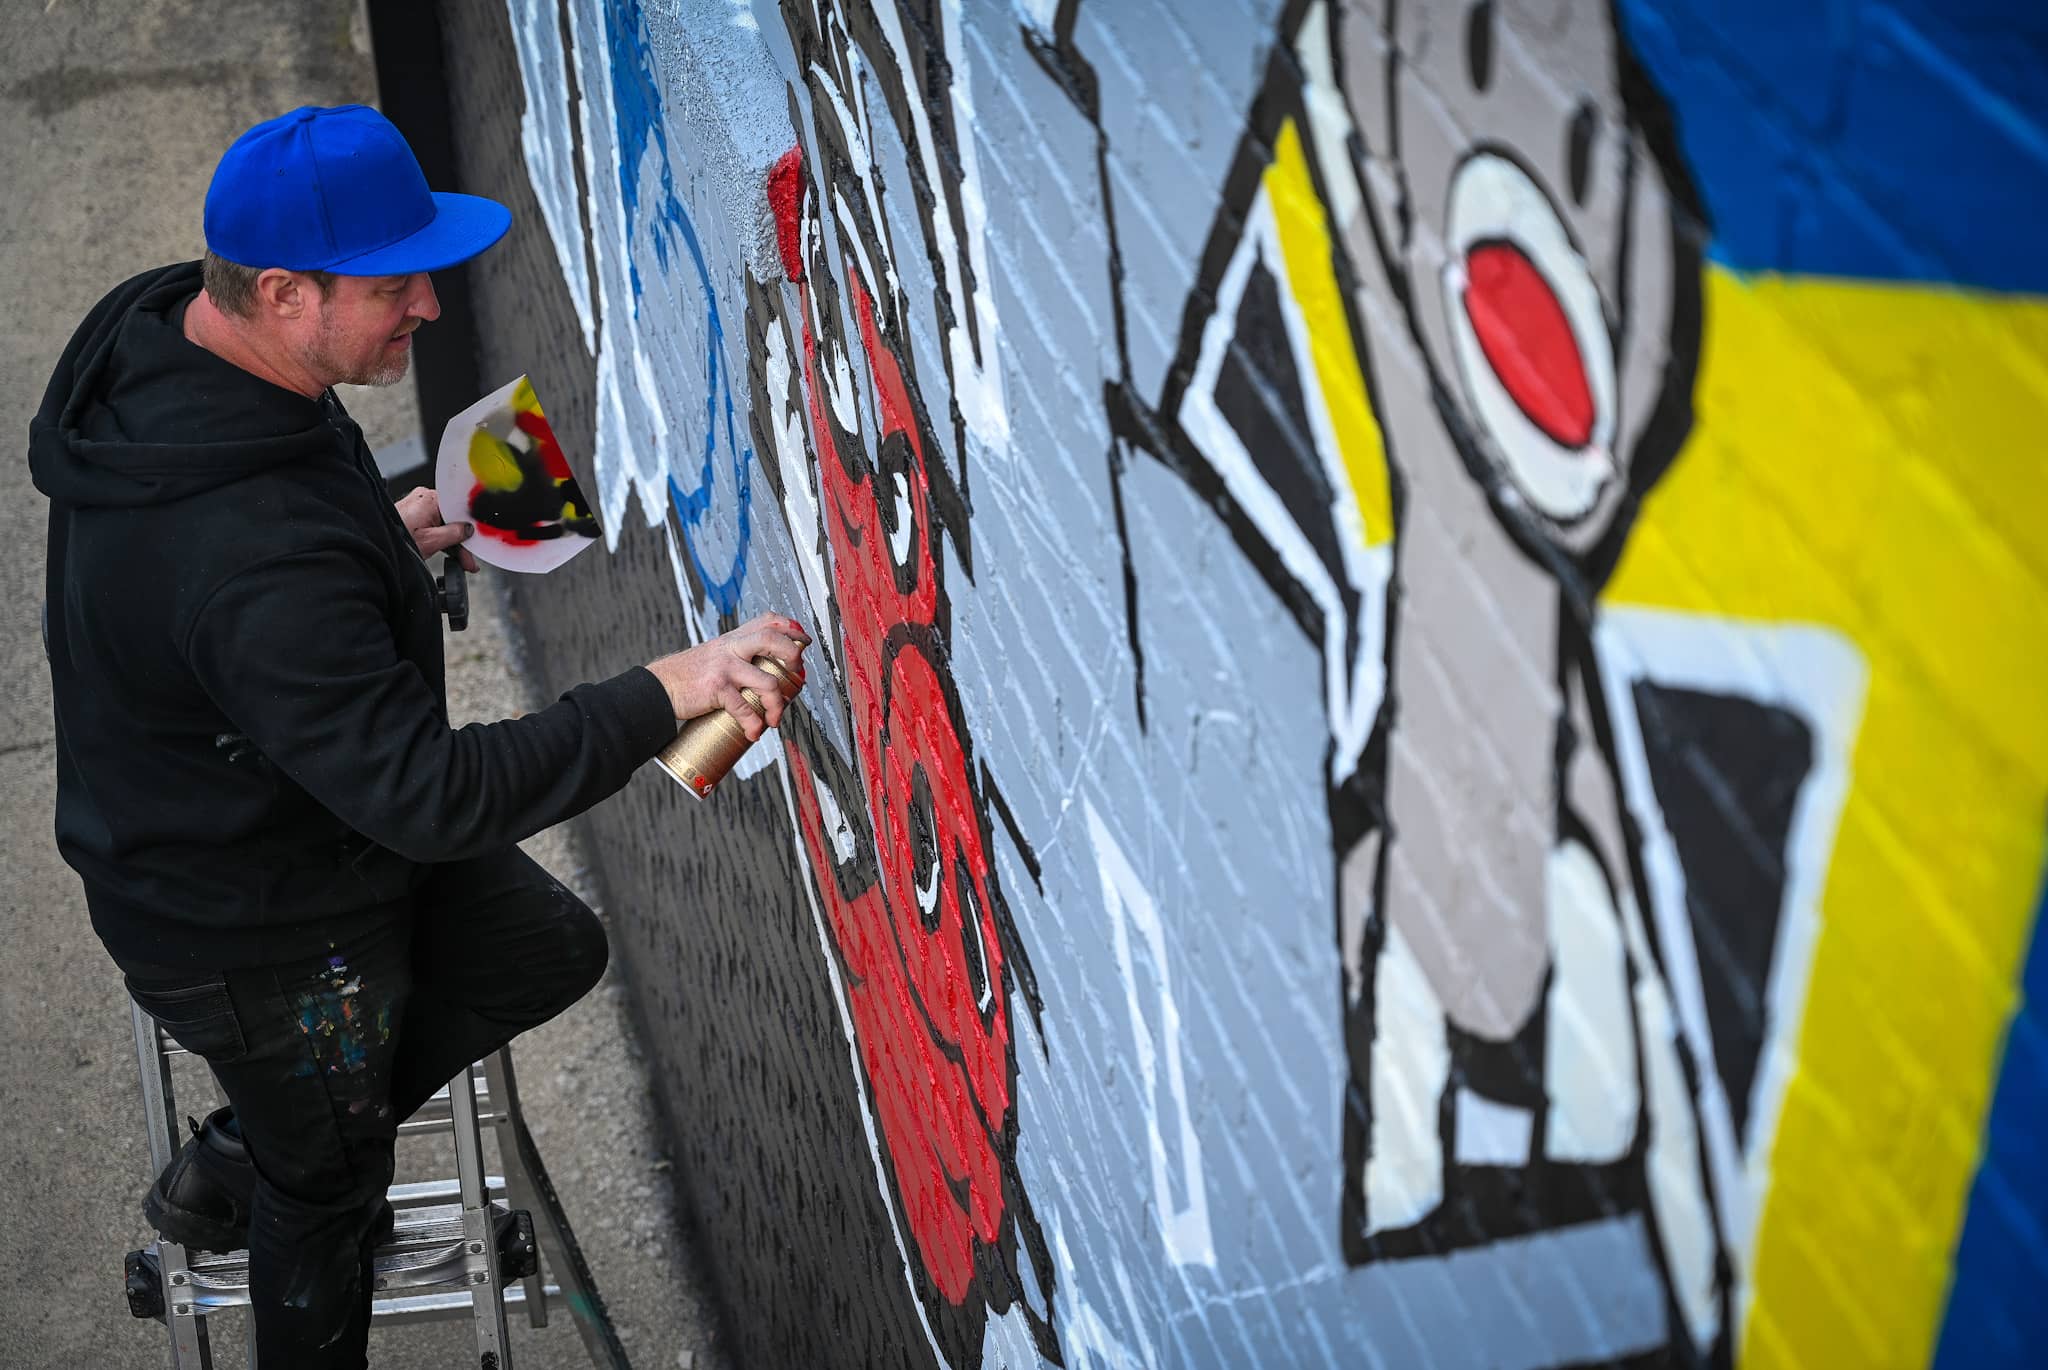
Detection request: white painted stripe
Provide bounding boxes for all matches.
[1544,841,1637,1163]
[870,0,1010,448]
[1293,2,1364,236]
[1084,799,1216,1270]
[1365,921,1450,1234]
[761,313,842,684]
[507,0,596,354]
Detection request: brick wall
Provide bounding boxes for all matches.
[430,2,2048,1366]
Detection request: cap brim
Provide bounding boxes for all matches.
[324,192,512,275]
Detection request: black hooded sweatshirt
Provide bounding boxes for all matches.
[31,263,677,968]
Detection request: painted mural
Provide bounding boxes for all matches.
[491,0,2048,1366]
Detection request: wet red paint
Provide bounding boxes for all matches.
[768,147,807,282]
[1462,241,1595,448]
[774,167,1009,1305]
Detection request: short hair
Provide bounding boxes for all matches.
[201,250,337,318]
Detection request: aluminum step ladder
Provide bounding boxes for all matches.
[123,1000,634,1368]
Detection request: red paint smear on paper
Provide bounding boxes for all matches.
[775,163,1009,1304]
[514,406,575,482]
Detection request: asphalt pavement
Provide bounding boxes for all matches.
[0,4,726,1365]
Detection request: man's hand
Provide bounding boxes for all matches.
[395,487,480,573]
[647,614,812,741]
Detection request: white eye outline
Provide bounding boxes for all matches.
[888,471,916,571]
[800,197,862,438]
[811,770,858,867]
[913,821,941,917]
[1441,152,1618,522]
[958,866,993,1018]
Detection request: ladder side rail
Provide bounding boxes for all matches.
[491,1048,633,1369]
[131,1001,215,1370]
[131,1002,182,1176]
[482,1050,550,1329]
[447,1058,513,1365]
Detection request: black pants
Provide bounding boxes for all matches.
[116,849,608,1369]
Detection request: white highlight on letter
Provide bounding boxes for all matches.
[1084,800,1215,1269]
[507,0,596,354]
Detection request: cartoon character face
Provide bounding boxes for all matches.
[1344,0,1686,553]
[756,68,1057,1355]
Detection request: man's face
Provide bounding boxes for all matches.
[301,272,440,387]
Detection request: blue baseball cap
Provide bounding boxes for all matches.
[203,104,510,275]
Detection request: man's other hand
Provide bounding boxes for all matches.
[396,487,480,572]
[647,614,812,741]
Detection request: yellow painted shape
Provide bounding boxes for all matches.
[511,374,542,417]
[1264,120,1394,547]
[467,429,524,493]
[1606,269,2048,1368]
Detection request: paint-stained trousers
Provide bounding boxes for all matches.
[115,849,609,1368]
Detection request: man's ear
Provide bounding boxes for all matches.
[252,268,307,321]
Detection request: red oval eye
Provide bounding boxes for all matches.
[1462,242,1595,449]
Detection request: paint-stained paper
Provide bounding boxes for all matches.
[435,375,601,574]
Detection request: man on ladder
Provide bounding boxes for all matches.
[30,103,809,1368]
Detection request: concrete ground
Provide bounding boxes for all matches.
[0,3,727,1366]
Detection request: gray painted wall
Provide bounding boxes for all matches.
[432,2,2048,1367]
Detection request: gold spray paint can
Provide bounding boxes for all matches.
[652,655,801,800]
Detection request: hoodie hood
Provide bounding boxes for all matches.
[29,262,333,510]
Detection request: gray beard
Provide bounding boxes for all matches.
[357,354,411,387]
[308,331,411,388]
[330,352,410,388]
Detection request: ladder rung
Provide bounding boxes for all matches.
[398,1077,505,1134]
[373,1280,561,1327]
[387,1176,506,1208]
[164,1201,520,1307]
[129,1033,624,1356]
[398,1106,507,1136]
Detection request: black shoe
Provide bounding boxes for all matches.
[143,1108,254,1252]
[143,1110,397,1253]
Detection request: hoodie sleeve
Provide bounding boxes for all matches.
[184,547,679,864]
